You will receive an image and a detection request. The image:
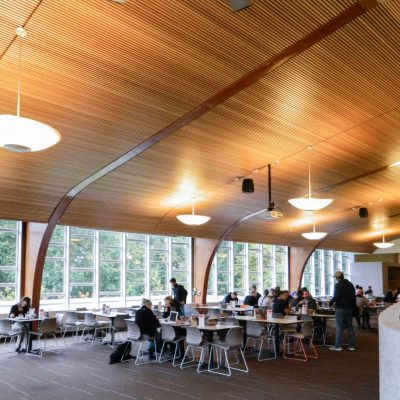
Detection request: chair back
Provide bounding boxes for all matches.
[55,313,64,329]
[83,312,97,327]
[114,314,129,330]
[0,319,12,334]
[185,327,203,346]
[65,311,79,325]
[183,304,199,317]
[40,317,57,334]
[126,321,141,341]
[161,323,176,341]
[206,308,220,318]
[284,315,298,321]
[246,320,262,337]
[76,307,87,311]
[225,317,238,325]
[299,315,313,338]
[224,327,243,349]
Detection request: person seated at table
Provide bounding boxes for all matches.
[364,286,373,296]
[294,290,318,311]
[258,289,273,308]
[162,296,181,319]
[224,291,239,304]
[244,289,259,307]
[135,298,161,360]
[384,287,398,303]
[251,285,261,302]
[9,296,31,352]
[355,289,369,329]
[272,290,290,316]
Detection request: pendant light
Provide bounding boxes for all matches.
[177,200,210,226]
[301,222,327,240]
[0,27,61,153]
[373,234,394,249]
[289,148,332,211]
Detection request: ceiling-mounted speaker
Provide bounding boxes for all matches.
[242,178,254,193]
[228,0,252,12]
[359,207,369,218]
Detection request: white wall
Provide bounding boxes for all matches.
[351,261,383,296]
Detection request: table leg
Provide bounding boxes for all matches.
[273,323,280,356]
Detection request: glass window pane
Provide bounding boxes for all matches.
[0,286,16,301]
[46,244,64,258]
[70,227,94,236]
[70,238,94,268]
[42,260,64,294]
[151,250,167,263]
[150,236,167,250]
[126,271,145,296]
[217,249,229,271]
[126,240,145,269]
[100,262,120,293]
[51,225,66,243]
[99,246,121,261]
[0,220,17,229]
[172,236,189,244]
[172,244,188,270]
[0,232,17,266]
[150,263,167,295]
[126,233,145,240]
[99,231,121,247]
[70,285,93,299]
[0,270,16,284]
[70,270,94,283]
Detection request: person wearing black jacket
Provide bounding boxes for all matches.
[170,278,187,314]
[135,299,160,359]
[9,296,31,352]
[224,292,239,304]
[329,271,356,351]
[384,287,398,303]
[243,289,259,307]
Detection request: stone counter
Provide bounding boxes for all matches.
[379,302,400,400]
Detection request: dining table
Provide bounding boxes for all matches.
[6,316,43,354]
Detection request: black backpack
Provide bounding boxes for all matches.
[179,285,188,302]
[109,341,132,364]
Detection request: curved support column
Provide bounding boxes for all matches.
[289,245,318,292]
[193,238,219,304]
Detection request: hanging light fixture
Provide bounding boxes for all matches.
[0,27,61,153]
[289,147,333,211]
[373,234,394,249]
[176,200,210,226]
[301,222,327,240]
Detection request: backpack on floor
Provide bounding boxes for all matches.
[109,341,132,364]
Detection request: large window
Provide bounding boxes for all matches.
[0,220,22,307]
[207,241,288,302]
[41,226,191,310]
[302,249,354,297]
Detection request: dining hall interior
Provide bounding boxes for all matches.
[1,0,400,399]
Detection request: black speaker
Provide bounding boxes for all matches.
[242,178,254,193]
[359,207,369,218]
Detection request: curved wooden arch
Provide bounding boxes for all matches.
[28,0,380,311]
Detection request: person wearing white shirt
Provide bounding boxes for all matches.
[258,289,273,308]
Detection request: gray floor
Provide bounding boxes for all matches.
[0,325,379,400]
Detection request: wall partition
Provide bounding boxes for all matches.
[41,225,191,310]
[302,249,354,296]
[207,241,288,302]
[0,220,22,310]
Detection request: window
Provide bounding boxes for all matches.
[0,220,22,307]
[41,227,191,309]
[207,241,289,302]
[302,250,354,296]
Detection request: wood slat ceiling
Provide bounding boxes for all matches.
[1,0,400,252]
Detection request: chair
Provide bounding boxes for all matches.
[183,304,199,318]
[126,321,158,365]
[81,312,111,344]
[159,323,184,366]
[283,317,318,362]
[0,319,19,354]
[110,314,129,347]
[29,317,63,356]
[244,320,276,361]
[208,327,249,377]
[180,327,209,373]
[63,311,84,341]
[280,315,298,334]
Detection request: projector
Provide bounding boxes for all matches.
[263,209,284,219]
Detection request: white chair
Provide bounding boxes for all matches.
[63,311,84,342]
[244,320,276,361]
[81,313,111,344]
[283,317,318,362]
[0,319,19,354]
[29,317,64,356]
[159,323,184,366]
[208,327,248,377]
[180,327,209,373]
[126,321,158,365]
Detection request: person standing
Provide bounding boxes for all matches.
[170,278,188,314]
[329,271,356,351]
